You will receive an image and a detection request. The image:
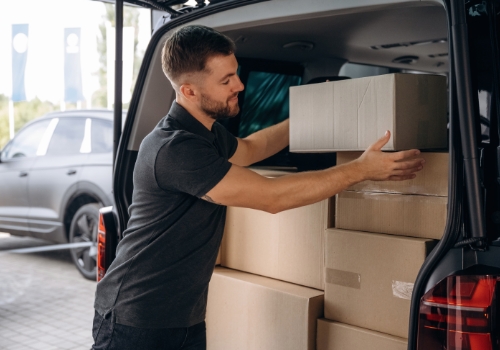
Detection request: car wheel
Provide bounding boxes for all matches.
[69,203,100,280]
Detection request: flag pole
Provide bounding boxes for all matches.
[8,99,14,139]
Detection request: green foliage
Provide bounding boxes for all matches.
[0,94,59,150]
[1,4,147,150]
[0,95,9,150]
[93,4,146,109]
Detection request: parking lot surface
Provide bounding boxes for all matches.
[0,233,95,350]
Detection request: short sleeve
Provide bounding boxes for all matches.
[155,133,232,197]
[213,122,238,159]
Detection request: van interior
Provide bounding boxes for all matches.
[122,0,449,209]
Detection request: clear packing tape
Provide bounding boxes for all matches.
[326,268,414,300]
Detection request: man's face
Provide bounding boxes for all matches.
[197,54,244,120]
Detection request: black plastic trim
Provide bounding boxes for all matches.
[407,1,464,348]
[113,0,124,169]
[451,0,487,241]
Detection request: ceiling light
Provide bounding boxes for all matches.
[392,56,419,64]
[429,53,448,58]
[283,41,315,51]
[371,38,447,50]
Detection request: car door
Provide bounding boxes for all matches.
[0,119,52,236]
[27,117,89,242]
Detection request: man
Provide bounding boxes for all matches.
[92,25,424,349]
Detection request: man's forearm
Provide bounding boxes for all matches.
[243,119,289,164]
[212,131,424,213]
[263,161,364,213]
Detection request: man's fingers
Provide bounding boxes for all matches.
[367,130,391,151]
[393,159,425,170]
[390,149,421,161]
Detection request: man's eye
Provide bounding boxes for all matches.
[222,80,229,85]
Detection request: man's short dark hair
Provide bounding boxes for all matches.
[161,25,235,86]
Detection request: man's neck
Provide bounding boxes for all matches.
[175,97,215,131]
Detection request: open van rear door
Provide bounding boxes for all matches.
[409,1,500,349]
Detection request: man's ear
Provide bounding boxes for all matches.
[179,83,198,102]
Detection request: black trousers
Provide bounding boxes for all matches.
[91,311,206,350]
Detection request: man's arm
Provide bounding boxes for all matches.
[229,119,289,166]
[204,131,425,213]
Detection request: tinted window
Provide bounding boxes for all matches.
[46,118,86,156]
[91,119,113,153]
[2,119,51,160]
[238,71,302,138]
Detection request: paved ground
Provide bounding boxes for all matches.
[0,233,96,350]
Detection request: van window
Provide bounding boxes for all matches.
[339,63,391,79]
[2,119,51,160]
[46,118,86,155]
[91,119,113,153]
[238,71,301,138]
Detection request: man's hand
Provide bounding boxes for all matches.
[353,130,425,182]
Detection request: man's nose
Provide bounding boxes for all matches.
[235,76,245,92]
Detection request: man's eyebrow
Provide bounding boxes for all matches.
[219,72,236,82]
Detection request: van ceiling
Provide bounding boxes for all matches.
[222,4,448,73]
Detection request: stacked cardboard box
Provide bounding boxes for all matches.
[221,168,332,290]
[317,319,407,350]
[207,267,323,350]
[287,74,448,348]
[323,229,437,338]
[221,202,328,289]
[207,73,448,349]
[208,169,327,349]
[335,152,449,239]
[290,73,448,152]
[317,151,447,347]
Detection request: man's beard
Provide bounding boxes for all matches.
[200,93,240,120]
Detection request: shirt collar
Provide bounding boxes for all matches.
[168,101,216,142]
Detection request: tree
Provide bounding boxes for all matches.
[0,3,147,150]
[0,94,59,150]
[0,95,9,150]
[93,3,145,109]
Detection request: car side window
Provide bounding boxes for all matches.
[238,71,302,138]
[91,119,113,153]
[1,119,51,160]
[45,118,87,156]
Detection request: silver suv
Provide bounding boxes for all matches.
[0,109,120,280]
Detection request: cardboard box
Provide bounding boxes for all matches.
[221,167,332,290]
[336,151,449,196]
[206,267,324,350]
[222,199,330,290]
[290,73,447,152]
[324,229,438,338]
[335,191,447,239]
[215,248,221,265]
[317,319,407,350]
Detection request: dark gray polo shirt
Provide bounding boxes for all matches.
[94,101,238,328]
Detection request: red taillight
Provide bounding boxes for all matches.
[97,213,107,282]
[417,275,499,350]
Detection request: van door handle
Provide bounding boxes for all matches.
[67,169,77,176]
[19,171,28,177]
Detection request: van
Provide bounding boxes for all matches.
[98,0,500,349]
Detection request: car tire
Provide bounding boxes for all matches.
[69,203,100,280]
